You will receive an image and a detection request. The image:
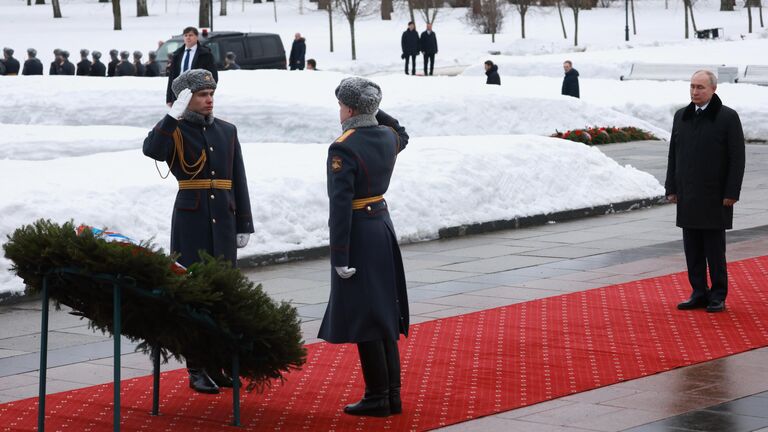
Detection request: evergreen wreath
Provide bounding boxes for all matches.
[3,219,306,390]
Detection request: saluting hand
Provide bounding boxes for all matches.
[335,266,356,279]
[168,88,193,119]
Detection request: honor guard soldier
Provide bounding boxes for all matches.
[116,50,136,76]
[143,69,254,394]
[107,49,119,77]
[89,51,107,77]
[76,49,91,76]
[318,77,410,417]
[2,48,20,75]
[22,48,43,76]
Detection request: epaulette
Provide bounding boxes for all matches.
[334,129,356,143]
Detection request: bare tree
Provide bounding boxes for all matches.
[557,0,568,39]
[564,0,583,46]
[36,0,45,4]
[747,0,753,32]
[414,0,440,24]
[221,0,228,15]
[381,0,393,19]
[319,0,335,51]
[509,0,532,38]
[200,0,211,27]
[407,0,417,22]
[631,0,636,34]
[468,0,505,42]
[337,0,374,60]
[52,0,62,17]
[112,0,122,30]
[472,0,481,14]
[683,0,698,38]
[137,0,148,16]
[759,0,765,27]
[720,0,734,10]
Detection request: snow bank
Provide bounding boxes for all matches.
[0,135,664,294]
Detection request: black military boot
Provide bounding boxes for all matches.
[188,368,219,394]
[383,338,402,414]
[344,340,391,417]
[206,368,240,388]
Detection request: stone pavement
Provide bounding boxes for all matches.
[1,140,767,431]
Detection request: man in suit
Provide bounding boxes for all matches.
[665,70,746,313]
[420,23,438,76]
[166,26,218,106]
[401,22,419,75]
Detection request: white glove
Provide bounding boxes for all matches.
[335,266,357,279]
[236,233,250,248]
[168,88,193,119]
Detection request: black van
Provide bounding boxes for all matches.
[155,31,286,74]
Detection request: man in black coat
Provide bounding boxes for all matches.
[49,49,62,75]
[166,26,218,105]
[485,60,500,85]
[145,51,160,77]
[22,48,43,75]
[76,49,92,76]
[420,23,438,76]
[144,69,254,394]
[319,77,410,418]
[89,51,107,76]
[133,51,146,76]
[57,51,76,75]
[2,48,21,75]
[561,60,580,98]
[116,51,136,76]
[107,49,119,77]
[289,32,306,71]
[401,22,420,75]
[666,70,745,313]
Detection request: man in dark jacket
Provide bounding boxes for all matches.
[76,49,92,76]
[420,23,438,76]
[666,70,745,313]
[485,60,500,85]
[133,51,146,76]
[289,32,306,71]
[145,51,160,77]
[107,49,119,77]
[223,51,240,70]
[401,22,419,75]
[561,60,580,98]
[89,51,107,76]
[116,51,136,76]
[2,48,21,75]
[320,77,410,418]
[49,49,62,75]
[144,69,254,394]
[22,48,43,75]
[57,51,76,75]
[166,26,218,105]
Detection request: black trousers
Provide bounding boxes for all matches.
[423,53,435,75]
[404,55,416,74]
[682,228,728,302]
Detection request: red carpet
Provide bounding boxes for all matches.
[2,256,768,431]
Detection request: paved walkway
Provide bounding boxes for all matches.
[1,140,767,431]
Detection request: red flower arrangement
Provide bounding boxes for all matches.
[552,126,659,145]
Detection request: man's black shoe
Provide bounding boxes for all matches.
[677,297,709,310]
[706,300,726,313]
[188,368,219,394]
[207,368,241,388]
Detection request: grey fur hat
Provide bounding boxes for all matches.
[109,49,118,57]
[133,50,142,59]
[27,48,37,57]
[3,47,13,56]
[335,77,382,115]
[53,48,61,56]
[80,48,89,57]
[92,50,102,59]
[119,50,129,59]
[148,50,157,60]
[172,68,217,98]
[61,50,70,58]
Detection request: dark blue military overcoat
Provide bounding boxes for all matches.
[318,110,410,344]
[143,114,254,268]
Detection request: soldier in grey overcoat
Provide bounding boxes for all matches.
[143,69,254,394]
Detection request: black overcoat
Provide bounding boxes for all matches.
[420,31,438,54]
[289,38,306,70]
[22,58,43,75]
[107,59,118,77]
[145,62,160,77]
[89,61,107,77]
[3,57,20,75]
[664,94,745,230]
[401,29,420,56]
[318,110,410,344]
[134,62,146,77]
[562,68,580,98]
[116,61,136,76]
[76,60,92,76]
[143,115,254,268]
[166,44,219,103]
[486,65,501,85]
[58,60,75,76]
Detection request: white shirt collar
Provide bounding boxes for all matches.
[696,101,709,111]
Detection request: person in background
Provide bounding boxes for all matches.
[420,23,438,76]
[306,58,317,71]
[289,32,306,71]
[49,48,62,75]
[2,47,21,76]
[133,51,146,77]
[116,50,136,76]
[107,49,119,77]
[401,22,419,75]
[223,51,241,70]
[484,60,500,85]
[561,60,580,98]
[22,48,43,76]
[166,26,218,105]
[76,49,92,76]
[145,51,160,77]
[58,50,76,75]
[89,51,106,77]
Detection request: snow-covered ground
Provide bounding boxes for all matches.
[0,136,663,294]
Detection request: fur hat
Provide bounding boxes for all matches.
[80,48,89,57]
[27,48,37,57]
[53,48,61,56]
[109,49,118,57]
[133,50,142,59]
[3,47,14,56]
[335,77,382,115]
[61,50,70,58]
[119,50,129,60]
[172,68,217,98]
[148,50,157,60]
[92,50,102,60]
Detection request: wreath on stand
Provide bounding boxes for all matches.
[3,219,307,390]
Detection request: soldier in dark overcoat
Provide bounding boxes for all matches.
[145,51,160,77]
[89,51,107,77]
[133,51,146,76]
[2,48,20,75]
[116,51,136,76]
[57,51,76,75]
[318,77,410,418]
[76,49,92,76]
[143,69,254,394]
[666,70,745,313]
[107,49,119,77]
[22,48,43,75]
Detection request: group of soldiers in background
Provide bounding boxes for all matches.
[1,46,161,77]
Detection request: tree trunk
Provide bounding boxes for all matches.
[630,0,636,34]
[748,1,753,32]
[407,0,416,22]
[684,0,689,38]
[720,0,734,10]
[521,10,526,38]
[689,2,698,31]
[472,0,481,15]
[328,2,334,52]
[199,0,211,27]
[99,0,109,2]
[558,0,568,38]
[137,0,148,16]
[35,0,45,4]
[381,0,392,19]
[760,0,764,27]
[113,0,122,30]
[349,19,357,60]
[573,8,579,46]
[221,0,228,15]
[52,0,62,17]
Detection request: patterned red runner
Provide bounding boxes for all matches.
[2,256,767,431]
